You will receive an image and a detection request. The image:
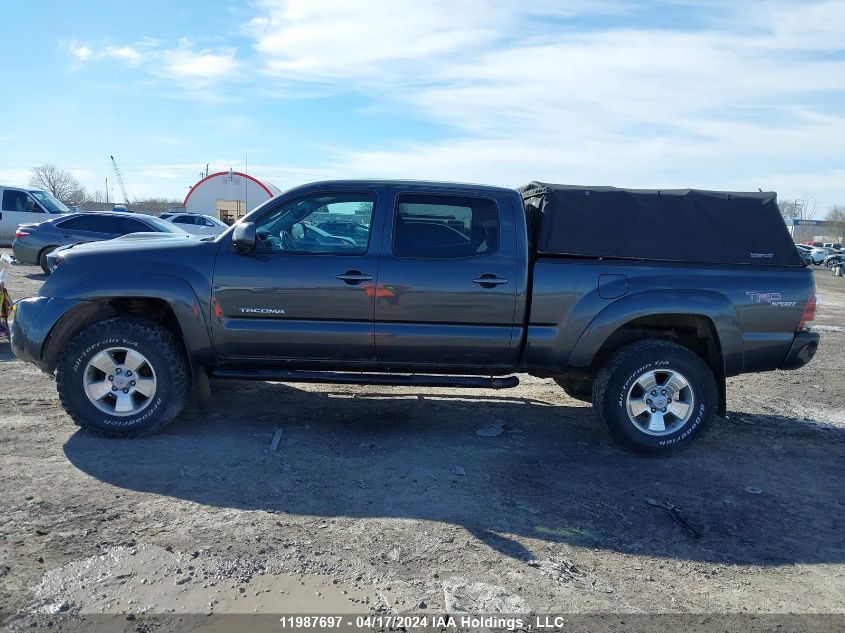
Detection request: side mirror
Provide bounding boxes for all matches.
[232,222,256,253]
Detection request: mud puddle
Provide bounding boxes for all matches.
[20,545,381,617]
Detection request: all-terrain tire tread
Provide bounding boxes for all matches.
[56,317,189,437]
[592,339,717,456]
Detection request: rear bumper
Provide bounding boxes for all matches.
[779,331,819,370]
[11,239,40,265]
[10,296,84,370]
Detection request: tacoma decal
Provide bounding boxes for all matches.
[239,307,286,314]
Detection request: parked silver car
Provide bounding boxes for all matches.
[159,212,228,235]
[808,246,834,265]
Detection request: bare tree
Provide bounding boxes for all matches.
[779,198,817,223]
[29,164,88,205]
[826,206,845,242]
[132,197,183,216]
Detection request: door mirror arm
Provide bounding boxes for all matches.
[232,222,256,253]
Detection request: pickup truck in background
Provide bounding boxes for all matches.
[10,180,818,454]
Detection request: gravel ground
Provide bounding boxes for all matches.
[1,249,843,630]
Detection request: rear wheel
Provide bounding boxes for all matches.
[592,340,717,455]
[56,317,190,437]
[38,247,56,275]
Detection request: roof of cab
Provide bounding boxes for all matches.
[281,179,517,197]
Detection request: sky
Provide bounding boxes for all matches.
[0,0,843,210]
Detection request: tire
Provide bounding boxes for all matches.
[38,247,56,275]
[592,340,717,455]
[554,376,593,403]
[56,317,190,437]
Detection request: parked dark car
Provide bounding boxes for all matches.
[11,180,818,455]
[12,212,187,274]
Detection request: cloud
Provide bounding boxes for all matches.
[69,44,93,61]
[246,0,623,80]
[59,2,845,203]
[65,38,239,92]
[240,0,845,203]
[159,40,239,84]
[68,41,142,65]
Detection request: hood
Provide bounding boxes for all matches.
[56,233,204,257]
[41,234,220,298]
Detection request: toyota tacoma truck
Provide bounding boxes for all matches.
[10,180,819,454]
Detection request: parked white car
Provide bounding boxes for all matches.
[0,186,69,244]
[809,247,834,264]
[159,212,228,236]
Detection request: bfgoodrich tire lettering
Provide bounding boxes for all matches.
[592,340,717,455]
[56,317,190,437]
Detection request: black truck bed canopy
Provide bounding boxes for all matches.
[519,182,802,266]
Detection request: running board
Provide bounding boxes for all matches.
[209,369,519,390]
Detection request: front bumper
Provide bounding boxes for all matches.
[10,296,85,370]
[779,331,819,370]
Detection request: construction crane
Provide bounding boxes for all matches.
[109,155,132,206]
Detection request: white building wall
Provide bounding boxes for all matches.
[183,172,280,216]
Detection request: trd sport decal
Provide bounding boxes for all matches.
[745,291,797,307]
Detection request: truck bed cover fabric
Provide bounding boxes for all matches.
[520,182,802,266]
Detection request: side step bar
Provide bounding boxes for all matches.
[210,369,519,390]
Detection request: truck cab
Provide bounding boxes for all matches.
[215,181,526,369]
[0,186,69,244]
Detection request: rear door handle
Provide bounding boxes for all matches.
[336,270,373,284]
[473,274,508,287]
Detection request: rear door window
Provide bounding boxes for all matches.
[108,217,150,235]
[57,215,115,233]
[392,194,499,258]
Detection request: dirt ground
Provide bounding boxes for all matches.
[1,249,843,631]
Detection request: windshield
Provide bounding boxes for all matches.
[29,190,70,214]
[141,216,190,234]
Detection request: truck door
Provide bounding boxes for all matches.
[374,188,518,367]
[211,189,384,361]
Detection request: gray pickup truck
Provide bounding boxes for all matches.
[10,180,818,454]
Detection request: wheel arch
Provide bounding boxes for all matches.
[41,274,213,373]
[567,291,742,415]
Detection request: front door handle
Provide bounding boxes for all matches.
[473,274,508,287]
[336,270,373,285]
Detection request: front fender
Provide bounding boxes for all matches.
[567,289,744,375]
[42,273,213,367]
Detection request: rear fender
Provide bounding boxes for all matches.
[567,290,744,377]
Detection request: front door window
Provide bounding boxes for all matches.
[254,193,375,254]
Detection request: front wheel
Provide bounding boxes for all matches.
[56,317,190,437]
[592,340,717,455]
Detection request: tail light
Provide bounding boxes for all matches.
[798,290,817,332]
[15,229,31,238]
